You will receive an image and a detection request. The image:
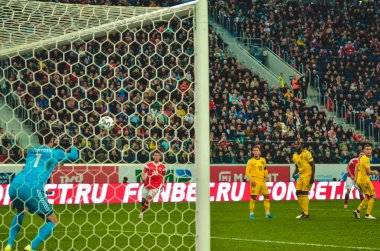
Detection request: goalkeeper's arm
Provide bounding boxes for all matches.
[53,147,79,162]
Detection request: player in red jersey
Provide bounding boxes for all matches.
[139,151,166,218]
[344,153,364,208]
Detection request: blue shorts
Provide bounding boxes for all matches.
[9,183,53,217]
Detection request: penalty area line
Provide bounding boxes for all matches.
[211,236,380,250]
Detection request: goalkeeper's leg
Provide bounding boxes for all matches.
[25,212,57,251]
[5,210,26,251]
[5,185,27,251]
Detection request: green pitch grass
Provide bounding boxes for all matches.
[1,200,379,251]
[0,203,195,251]
[211,200,380,251]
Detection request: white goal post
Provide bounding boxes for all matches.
[194,0,210,250]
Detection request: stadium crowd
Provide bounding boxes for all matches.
[0,0,379,165]
[0,128,24,163]
[208,27,379,164]
[1,15,195,164]
[210,0,380,141]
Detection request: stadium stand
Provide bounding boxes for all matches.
[0,7,195,164]
[209,0,379,142]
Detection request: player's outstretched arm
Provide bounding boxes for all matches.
[53,147,79,162]
[67,147,79,161]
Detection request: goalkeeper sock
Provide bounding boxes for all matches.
[264,199,270,214]
[249,199,255,214]
[31,222,55,250]
[344,192,349,205]
[297,195,304,213]
[366,198,375,216]
[7,212,26,247]
[302,195,309,215]
[357,197,368,212]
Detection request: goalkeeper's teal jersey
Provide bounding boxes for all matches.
[12,146,79,189]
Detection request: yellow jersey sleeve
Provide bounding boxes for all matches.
[362,155,370,169]
[293,153,299,167]
[246,159,253,180]
[295,150,313,177]
[358,155,371,179]
[304,150,314,162]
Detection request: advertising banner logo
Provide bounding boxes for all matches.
[1,181,374,205]
[211,165,290,182]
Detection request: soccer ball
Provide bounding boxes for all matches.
[99,116,115,130]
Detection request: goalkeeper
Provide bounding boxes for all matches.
[4,128,78,251]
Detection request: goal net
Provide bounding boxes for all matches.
[0,0,206,250]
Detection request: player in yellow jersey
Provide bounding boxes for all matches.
[353,144,379,220]
[292,142,315,219]
[246,145,273,219]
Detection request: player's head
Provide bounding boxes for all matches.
[363,144,372,157]
[252,145,261,158]
[38,128,56,146]
[153,151,162,162]
[294,142,303,153]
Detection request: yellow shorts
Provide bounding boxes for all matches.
[296,176,312,191]
[357,179,375,196]
[250,180,269,196]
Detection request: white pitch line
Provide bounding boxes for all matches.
[1,230,379,250]
[275,207,374,212]
[212,236,380,250]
